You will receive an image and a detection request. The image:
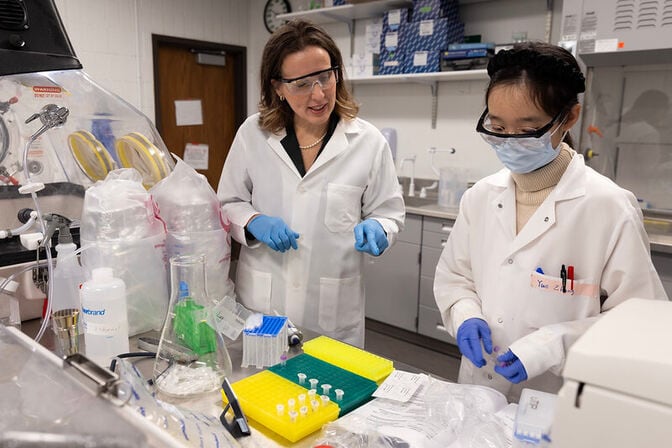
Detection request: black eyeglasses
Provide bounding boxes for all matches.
[278,66,339,95]
[476,107,563,139]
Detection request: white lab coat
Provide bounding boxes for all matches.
[217,114,405,347]
[434,149,667,402]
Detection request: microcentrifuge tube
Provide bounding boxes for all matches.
[288,398,296,410]
[311,399,320,412]
[298,393,306,405]
[334,389,344,402]
[289,410,298,423]
[299,405,308,417]
[309,378,318,390]
[321,383,332,395]
[276,403,285,416]
[297,372,307,385]
[308,388,317,398]
[320,395,330,406]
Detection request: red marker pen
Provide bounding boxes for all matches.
[567,265,574,291]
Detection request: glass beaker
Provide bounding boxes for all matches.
[153,254,232,399]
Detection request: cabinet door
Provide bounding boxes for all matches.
[364,215,422,331]
[418,304,457,345]
[652,252,672,299]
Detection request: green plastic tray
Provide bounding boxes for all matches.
[269,353,378,416]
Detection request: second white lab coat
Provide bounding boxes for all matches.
[434,149,667,402]
[217,114,405,347]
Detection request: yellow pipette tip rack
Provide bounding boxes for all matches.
[302,336,394,385]
[222,370,339,443]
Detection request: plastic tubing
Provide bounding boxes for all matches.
[0,260,51,327]
[0,212,37,239]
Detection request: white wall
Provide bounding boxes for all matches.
[52,0,563,183]
[54,0,249,120]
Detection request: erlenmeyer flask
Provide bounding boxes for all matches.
[153,254,232,398]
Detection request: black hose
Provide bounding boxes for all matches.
[109,351,156,373]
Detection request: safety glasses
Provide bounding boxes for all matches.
[278,66,339,96]
[476,107,563,139]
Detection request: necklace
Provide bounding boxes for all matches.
[298,131,328,150]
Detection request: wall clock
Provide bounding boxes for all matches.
[264,0,291,34]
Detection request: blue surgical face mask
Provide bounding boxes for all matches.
[476,109,567,174]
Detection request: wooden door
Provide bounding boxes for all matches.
[153,35,247,190]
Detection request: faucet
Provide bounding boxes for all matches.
[399,155,417,197]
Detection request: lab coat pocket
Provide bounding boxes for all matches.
[318,275,363,333]
[529,271,599,300]
[235,262,272,312]
[324,183,364,233]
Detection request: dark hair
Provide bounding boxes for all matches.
[258,19,359,133]
[485,41,585,146]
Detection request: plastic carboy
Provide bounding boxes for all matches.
[153,254,232,398]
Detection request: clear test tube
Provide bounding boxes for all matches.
[297,372,307,385]
[308,389,317,399]
[299,405,308,417]
[334,389,344,402]
[298,393,306,405]
[321,383,332,395]
[288,410,298,423]
[287,398,296,411]
[320,395,330,406]
[311,398,320,412]
[309,378,318,390]
[276,403,285,416]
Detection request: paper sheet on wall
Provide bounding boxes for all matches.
[183,143,209,170]
[174,99,203,126]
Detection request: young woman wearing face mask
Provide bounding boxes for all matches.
[433,42,667,403]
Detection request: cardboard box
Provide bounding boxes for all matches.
[405,50,441,73]
[350,52,380,77]
[378,49,405,75]
[380,29,403,52]
[412,0,459,21]
[383,8,409,31]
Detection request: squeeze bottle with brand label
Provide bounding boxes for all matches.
[51,240,84,356]
[80,267,129,367]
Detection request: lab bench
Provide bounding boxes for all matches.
[16,319,428,448]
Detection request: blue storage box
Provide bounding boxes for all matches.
[403,18,450,52]
[383,8,409,31]
[404,50,441,73]
[378,50,405,75]
[412,0,460,21]
[380,29,404,52]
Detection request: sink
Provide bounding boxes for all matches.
[403,196,436,208]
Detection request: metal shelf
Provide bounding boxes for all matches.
[348,69,489,84]
[277,0,412,25]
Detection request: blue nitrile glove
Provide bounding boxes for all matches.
[456,318,493,368]
[354,219,389,256]
[246,215,299,252]
[494,349,528,384]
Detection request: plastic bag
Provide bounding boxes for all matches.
[81,168,169,336]
[115,358,241,448]
[151,158,234,301]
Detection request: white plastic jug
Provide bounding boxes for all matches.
[381,128,397,161]
[80,267,129,367]
[438,167,466,209]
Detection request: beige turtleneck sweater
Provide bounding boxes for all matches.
[511,144,575,234]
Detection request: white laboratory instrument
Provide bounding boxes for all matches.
[552,298,672,447]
